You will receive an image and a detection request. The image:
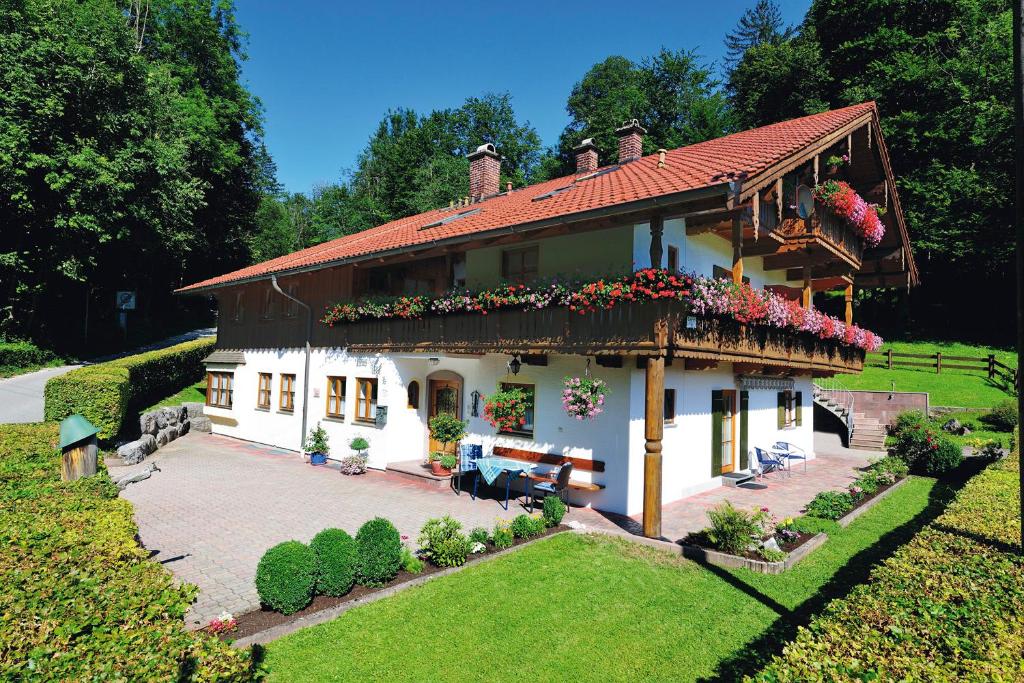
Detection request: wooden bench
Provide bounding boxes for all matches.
[491,446,605,492]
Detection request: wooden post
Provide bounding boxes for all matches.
[802,267,813,309]
[731,216,743,284]
[813,154,819,184]
[61,436,98,482]
[988,353,996,379]
[936,352,942,374]
[844,283,854,326]
[649,214,664,269]
[643,354,665,539]
[888,349,893,369]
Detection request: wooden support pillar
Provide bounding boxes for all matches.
[649,214,664,269]
[844,283,854,326]
[802,267,813,309]
[643,354,665,539]
[731,216,743,284]
[813,154,819,184]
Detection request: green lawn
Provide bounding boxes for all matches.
[839,339,1016,408]
[142,380,206,413]
[263,475,955,682]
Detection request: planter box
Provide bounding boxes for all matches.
[680,532,828,575]
[836,476,910,528]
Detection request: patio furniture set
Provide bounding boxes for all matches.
[454,444,575,512]
[753,441,808,479]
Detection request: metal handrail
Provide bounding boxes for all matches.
[813,376,855,435]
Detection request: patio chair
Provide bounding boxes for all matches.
[772,441,807,475]
[528,461,572,513]
[455,443,483,498]
[754,447,786,479]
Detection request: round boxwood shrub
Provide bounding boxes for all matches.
[542,496,566,526]
[255,540,317,614]
[920,437,964,475]
[355,517,402,587]
[311,528,357,597]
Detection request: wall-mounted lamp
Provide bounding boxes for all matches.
[470,390,482,417]
[507,354,522,376]
[428,357,440,367]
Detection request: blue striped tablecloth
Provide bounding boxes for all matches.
[476,457,536,486]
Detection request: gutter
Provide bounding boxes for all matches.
[174,183,731,295]
[271,274,312,453]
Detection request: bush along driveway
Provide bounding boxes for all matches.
[261,467,972,681]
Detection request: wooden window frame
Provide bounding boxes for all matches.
[282,283,298,319]
[778,389,803,429]
[499,382,535,437]
[231,291,245,323]
[206,371,234,409]
[664,388,676,425]
[354,377,378,424]
[667,245,679,273]
[501,245,539,284]
[280,374,296,412]
[326,376,346,419]
[257,372,272,409]
[260,288,274,320]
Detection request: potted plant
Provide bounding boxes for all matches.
[428,413,467,475]
[562,375,609,420]
[438,453,458,475]
[305,423,330,466]
[482,386,531,433]
[825,153,848,175]
[349,436,369,457]
[339,436,370,475]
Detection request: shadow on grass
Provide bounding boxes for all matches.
[699,459,985,683]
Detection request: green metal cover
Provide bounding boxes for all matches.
[59,414,99,449]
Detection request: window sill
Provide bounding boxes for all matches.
[323,415,345,423]
[256,406,270,412]
[499,430,535,439]
[278,409,295,414]
[354,418,379,427]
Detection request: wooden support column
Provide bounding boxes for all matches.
[844,283,854,326]
[802,266,813,309]
[649,214,664,268]
[643,353,665,539]
[731,216,743,284]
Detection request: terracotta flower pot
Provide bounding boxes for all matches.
[430,460,450,476]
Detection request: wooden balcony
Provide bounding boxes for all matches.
[306,301,864,373]
[767,205,865,271]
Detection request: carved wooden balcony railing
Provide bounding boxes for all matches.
[778,204,865,265]
[290,301,865,373]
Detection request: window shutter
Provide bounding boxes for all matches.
[777,392,786,429]
[795,391,803,426]
[739,391,749,470]
[711,390,723,477]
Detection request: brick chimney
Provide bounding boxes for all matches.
[574,138,599,174]
[468,143,500,200]
[615,119,647,163]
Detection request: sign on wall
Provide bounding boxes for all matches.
[115,291,137,310]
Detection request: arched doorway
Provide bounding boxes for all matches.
[426,370,463,455]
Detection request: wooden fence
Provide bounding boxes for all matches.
[868,350,1017,384]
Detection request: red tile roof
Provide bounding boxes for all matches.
[179,102,877,292]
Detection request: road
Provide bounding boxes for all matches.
[0,327,215,424]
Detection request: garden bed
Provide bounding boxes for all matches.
[223,525,566,646]
[834,475,909,527]
[680,531,828,575]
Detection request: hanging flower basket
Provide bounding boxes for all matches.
[483,387,532,432]
[562,376,609,420]
[813,180,885,247]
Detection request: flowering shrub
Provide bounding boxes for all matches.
[320,268,883,352]
[562,375,609,420]
[814,180,886,246]
[206,612,237,635]
[483,387,531,432]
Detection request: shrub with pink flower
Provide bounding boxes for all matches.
[562,376,609,420]
[206,611,237,635]
[814,180,885,247]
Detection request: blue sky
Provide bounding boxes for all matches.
[236,0,811,193]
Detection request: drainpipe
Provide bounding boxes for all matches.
[272,275,312,453]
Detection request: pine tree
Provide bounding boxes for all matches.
[723,0,794,68]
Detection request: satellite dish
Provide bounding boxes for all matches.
[796,185,814,219]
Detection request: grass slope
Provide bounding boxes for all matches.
[264,475,956,682]
[840,339,1016,408]
[143,380,207,413]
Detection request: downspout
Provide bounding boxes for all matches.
[272,275,312,453]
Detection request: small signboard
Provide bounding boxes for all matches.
[374,406,388,428]
[116,291,137,310]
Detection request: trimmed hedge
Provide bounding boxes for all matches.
[751,451,1024,681]
[0,423,252,680]
[255,541,317,614]
[311,528,357,597]
[44,337,214,439]
[355,517,402,587]
[0,340,56,371]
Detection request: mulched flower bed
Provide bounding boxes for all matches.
[215,524,566,642]
[681,529,817,562]
[841,478,902,516]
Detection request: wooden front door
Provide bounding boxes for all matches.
[720,390,737,474]
[428,380,461,454]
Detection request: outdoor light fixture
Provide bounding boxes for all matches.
[508,354,522,376]
[428,357,440,366]
[470,390,482,417]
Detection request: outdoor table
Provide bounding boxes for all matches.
[476,457,537,510]
[768,449,794,478]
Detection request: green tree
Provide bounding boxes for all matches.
[729,0,1013,341]
[723,0,795,69]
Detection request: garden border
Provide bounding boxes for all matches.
[679,532,828,574]
[836,475,910,527]
[230,530,569,648]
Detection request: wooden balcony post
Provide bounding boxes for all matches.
[643,353,665,538]
[731,216,744,284]
[844,283,854,326]
[802,267,813,309]
[649,214,664,268]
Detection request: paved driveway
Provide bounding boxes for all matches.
[118,432,527,627]
[0,365,81,423]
